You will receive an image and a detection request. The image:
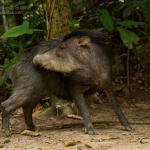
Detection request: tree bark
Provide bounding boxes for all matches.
[46,0,72,40]
[2,0,8,31]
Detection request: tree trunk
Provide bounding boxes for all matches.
[46,0,72,40]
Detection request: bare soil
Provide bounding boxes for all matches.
[0,87,150,150]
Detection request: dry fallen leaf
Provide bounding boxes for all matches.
[21,130,42,136]
[67,114,83,120]
[100,135,110,140]
[135,103,150,110]
[84,143,92,148]
[140,138,150,144]
[114,84,126,91]
[100,134,119,141]
[63,141,80,147]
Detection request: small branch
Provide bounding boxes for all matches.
[37,120,150,131]
[46,0,56,41]
[2,0,8,31]
[126,48,130,86]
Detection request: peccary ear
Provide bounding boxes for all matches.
[77,36,91,46]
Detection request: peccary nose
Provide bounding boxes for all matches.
[33,55,41,65]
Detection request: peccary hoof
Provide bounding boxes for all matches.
[125,126,135,132]
[84,127,97,135]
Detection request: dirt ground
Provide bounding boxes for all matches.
[0,87,150,150]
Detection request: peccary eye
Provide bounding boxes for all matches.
[59,44,66,50]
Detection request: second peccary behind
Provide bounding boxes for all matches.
[1,38,71,136]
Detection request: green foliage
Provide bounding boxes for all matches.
[77,0,149,44]
[10,118,20,126]
[25,3,46,27]
[70,0,85,30]
[118,27,139,49]
[70,19,80,29]
[0,72,10,87]
[118,20,138,28]
[0,0,45,89]
[0,31,37,88]
[133,44,150,66]
[0,0,47,89]
[71,0,82,11]
[0,21,43,39]
[112,53,127,74]
[42,102,50,110]
[99,9,114,32]
[0,39,24,87]
[0,21,33,39]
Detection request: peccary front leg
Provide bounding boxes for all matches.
[71,84,95,135]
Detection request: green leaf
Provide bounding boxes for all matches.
[0,21,33,39]
[133,45,142,53]
[136,1,150,23]
[96,27,105,32]
[70,19,80,29]
[118,20,138,28]
[99,9,114,32]
[11,53,22,64]
[18,42,24,52]
[0,71,10,86]
[0,58,11,70]
[112,59,124,72]
[118,27,139,49]
[42,102,50,110]
[71,0,82,11]
[4,58,10,65]
[10,118,20,126]
[123,6,133,17]
[0,64,9,70]
[31,29,44,32]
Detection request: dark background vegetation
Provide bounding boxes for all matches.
[0,0,150,102]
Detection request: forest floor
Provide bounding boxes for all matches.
[0,86,150,150]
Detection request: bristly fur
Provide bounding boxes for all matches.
[63,29,111,46]
[63,29,112,57]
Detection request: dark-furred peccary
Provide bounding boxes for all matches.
[1,29,134,137]
[33,29,134,134]
[1,38,71,137]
